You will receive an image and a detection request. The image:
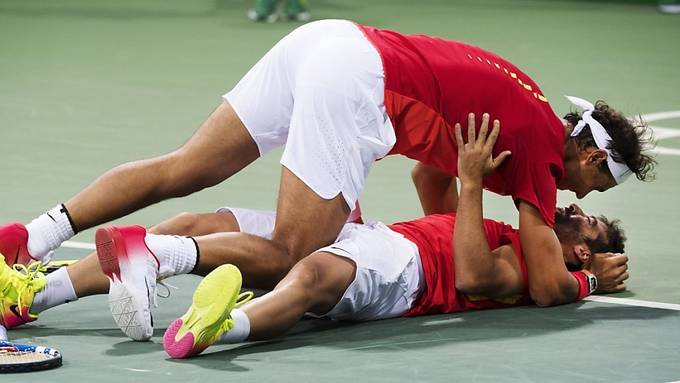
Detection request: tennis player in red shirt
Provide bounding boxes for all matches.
[356,22,651,306]
[0,20,649,340]
[0,115,627,352]
[159,112,627,358]
[0,113,625,346]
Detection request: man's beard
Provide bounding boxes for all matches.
[554,209,585,271]
[554,216,582,244]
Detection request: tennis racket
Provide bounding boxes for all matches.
[0,326,63,373]
[0,259,72,372]
[0,341,62,373]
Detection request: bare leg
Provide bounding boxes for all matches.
[241,251,356,341]
[70,166,351,294]
[67,254,109,297]
[65,101,259,232]
[190,232,286,286]
[190,166,350,289]
[68,210,243,297]
[271,166,350,263]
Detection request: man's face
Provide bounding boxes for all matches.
[561,148,618,199]
[554,203,609,270]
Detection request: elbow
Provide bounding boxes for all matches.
[411,164,427,186]
[455,276,492,296]
[411,163,447,186]
[454,277,474,294]
[529,285,570,307]
[531,294,560,308]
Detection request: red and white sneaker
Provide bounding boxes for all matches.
[95,225,160,341]
[0,223,37,266]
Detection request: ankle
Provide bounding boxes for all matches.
[144,234,197,278]
[218,308,251,343]
[25,204,76,260]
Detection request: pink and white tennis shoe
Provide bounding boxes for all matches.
[95,225,159,341]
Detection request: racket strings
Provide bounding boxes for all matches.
[0,347,52,364]
[0,342,61,372]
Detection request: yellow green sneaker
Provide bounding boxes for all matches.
[163,264,253,358]
[0,254,47,329]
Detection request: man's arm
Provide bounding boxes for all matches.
[454,181,524,298]
[518,202,581,306]
[452,113,519,298]
[411,162,459,215]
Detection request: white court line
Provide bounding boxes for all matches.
[640,110,680,122]
[640,110,680,156]
[649,126,680,140]
[62,240,95,250]
[584,296,680,311]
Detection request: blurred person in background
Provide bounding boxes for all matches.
[248,0,311,22]
[658,0,680,13]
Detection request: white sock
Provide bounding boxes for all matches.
[144,234,197,278]
[26,204,76,260]
[217,308,251,344]
[31,267,78,314]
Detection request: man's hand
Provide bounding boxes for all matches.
[454,113,511,186]
[587,252,629,293]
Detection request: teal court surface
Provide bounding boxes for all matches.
[1,0,680,381]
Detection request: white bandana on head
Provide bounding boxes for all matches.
[565,95,633,184]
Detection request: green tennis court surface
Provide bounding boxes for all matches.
[2,0,680,381]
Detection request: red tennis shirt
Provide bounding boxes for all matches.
[358,24,565,226]
[389,214,531,316]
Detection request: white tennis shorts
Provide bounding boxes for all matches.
[223,19,396,211]
[219,207,424,321]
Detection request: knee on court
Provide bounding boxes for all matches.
[270,235,330,267]
[269,203,349,265]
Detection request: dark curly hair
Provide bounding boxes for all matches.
[563,101,656,182]
[586,216,626,255]
[565,215,626,271]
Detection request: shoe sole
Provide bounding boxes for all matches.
[96,227,125,282]
[96,227,153,341]
[163,265,241,359]
[0,223,35,266]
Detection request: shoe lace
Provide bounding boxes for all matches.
[234,291,254,308]
[155,279,178,300]
[219,290,255,333]
[11,262,45,314]
[149,276,253,308]
[42,250,54,265]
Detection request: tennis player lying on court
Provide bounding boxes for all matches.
[1,20,652,331]
[0,118,628,346]
[159,119,629,358]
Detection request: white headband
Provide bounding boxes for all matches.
[565,95,632,184]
